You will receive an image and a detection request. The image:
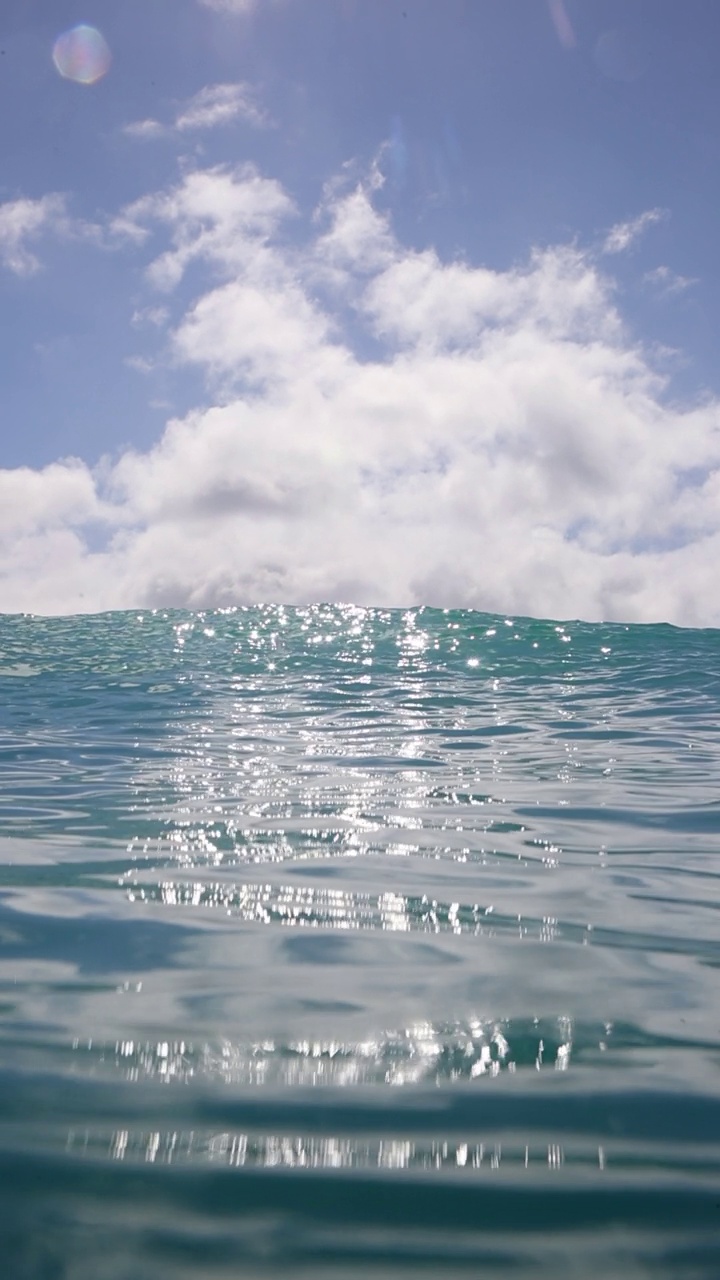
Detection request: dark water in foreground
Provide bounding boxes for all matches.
[0,605,719,1278]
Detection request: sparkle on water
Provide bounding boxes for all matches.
[52,24,111,86]
[0,603,719,1277]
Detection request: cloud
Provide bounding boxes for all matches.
[644,265,698,296]
[131,306,170,328]
[312,177,396,283]
[0,194,72,274]
[2,163,720,625]
[0,460,98,535]
[195,0,292,17]
[602,208,665,255]
[123,118,166,141]
[113,164,293,290]
[177,83,267,130]
[124,82,267,140]
[197,0,257,12]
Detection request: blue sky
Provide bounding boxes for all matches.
[1,0,720,622]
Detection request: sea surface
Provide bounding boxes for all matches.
[0,604,719,1279]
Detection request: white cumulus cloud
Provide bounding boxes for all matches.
[1,163,719,625]
[114,164,293,290]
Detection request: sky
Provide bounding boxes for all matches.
[1,0,720,624]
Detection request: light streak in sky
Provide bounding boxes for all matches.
[547,0,576,50]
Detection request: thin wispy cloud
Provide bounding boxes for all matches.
[123,119,166,141]
[195,0,291,17]
[124,82,267,141]
[177,83,267,130]
[0,195,71,275]
[131,306,170,329]
[644,265,698,296]
[196,0,257,13]
[603,208,665,255]
[0,194,102,273]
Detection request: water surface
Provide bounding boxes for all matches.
[1,605,719,1277]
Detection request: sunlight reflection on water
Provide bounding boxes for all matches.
[0,605,719,1275]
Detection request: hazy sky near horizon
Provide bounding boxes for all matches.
[2,0,720,623]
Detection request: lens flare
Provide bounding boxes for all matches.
[52,24,111,86]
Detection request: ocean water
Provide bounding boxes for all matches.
[0,604,719,1279]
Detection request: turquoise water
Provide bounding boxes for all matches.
[0,605,719,1278]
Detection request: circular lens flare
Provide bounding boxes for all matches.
[52,25,111,86]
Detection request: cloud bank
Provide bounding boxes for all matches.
[2,161,719,624]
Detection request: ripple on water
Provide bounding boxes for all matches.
[0,606,719,1276]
